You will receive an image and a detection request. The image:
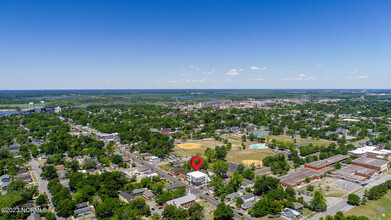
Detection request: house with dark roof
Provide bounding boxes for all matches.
[17,175,32,183]
[241,193,255,203]
[74,207,92,217]
[164,183,182,191]
[119,191,134,203]
[1,182,10,190]
[75,202,88,209]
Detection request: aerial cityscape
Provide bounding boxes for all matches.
[1,1,391,220]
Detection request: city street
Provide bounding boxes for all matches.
[30,159,66,220]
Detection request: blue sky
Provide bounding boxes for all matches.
[1,0,391,89]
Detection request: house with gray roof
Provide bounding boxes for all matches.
[132,188,146,196]
[164,183,182,191]
[241,201,254,210]
[143,189,155,200]
[226,192,240,200]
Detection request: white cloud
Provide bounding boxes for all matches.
[251,78,265,81]
[184,79,205,83]
[227,69,240,75]
[250,66,267,70]
[189,65,200,71]
[316,64,324,67]
[148,80,163,83]
[294,74,315,81]
[348,75,369,80]
[168,80,184,84]
[351,69,359,74]
[180,73,189,77]
[203,69,215,75]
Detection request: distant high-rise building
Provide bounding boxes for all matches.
[40,101,46,108]
[28,102,35,109]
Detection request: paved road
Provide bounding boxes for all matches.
[127,153,254,220]
[30,159,66,220]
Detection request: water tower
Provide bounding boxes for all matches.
[40,101,46,108]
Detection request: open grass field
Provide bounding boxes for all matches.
[267,135,332,146]
[174,138,275,165]
[345,191,391,219]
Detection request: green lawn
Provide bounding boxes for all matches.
[267,135,332,146]
[345,191,391,219]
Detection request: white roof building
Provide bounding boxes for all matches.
[186,171,208,186]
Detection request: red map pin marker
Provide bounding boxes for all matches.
[190,156,202,171]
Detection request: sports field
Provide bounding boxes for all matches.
[174,138,275,165]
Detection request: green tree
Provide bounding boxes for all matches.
[348,194,361,206]
[214,203,234,220]
[310,191,327,212]
[213,160,228,177]
[307,185,315,191]
[236,197,243,208]
[335,162,341,170]
[188,203,204,220]
[35,194,48,206]
[42,165,58,180]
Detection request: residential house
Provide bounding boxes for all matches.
[170,168,183,175]
[1,174,10,182]
[1,182,10,190]
[164,183,182,191]
[226,192,240,200]
[111,163,119,169]
[241,193,255,203]
[97,166,106,174]
[74,207,92,217]
[17,175,32,183]
[281,208,301,220]
[132,188,146,196]
[55,164,65,171]
[241,179,254,188]
[241,201,254,210]
[143,189,155,200]
[119,191,134,204]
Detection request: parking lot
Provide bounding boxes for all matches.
[330,179,361,192]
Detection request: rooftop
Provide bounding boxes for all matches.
[352,157,389,167]
[165,194,196,207]
[187,171,207,178]
[279,167,332,186]
[306,155,349,168]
